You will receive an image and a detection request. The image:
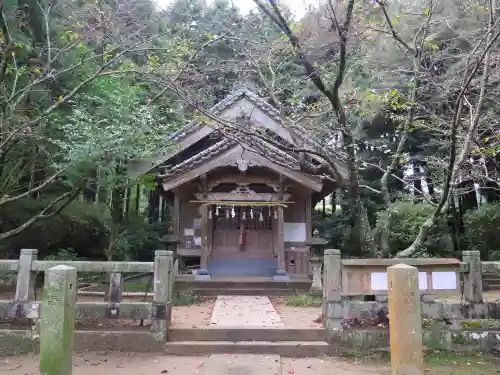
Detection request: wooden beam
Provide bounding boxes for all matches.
[242,149,322,192]
[205,175,284,192]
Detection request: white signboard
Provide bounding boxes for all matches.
[370,272,428,291]
[284,222,306,242]
[418,272,428,290]
[370,272,388,290]
[431,271,457,290]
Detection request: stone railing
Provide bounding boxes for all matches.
[0,249,175,355]
[322,250,500,352]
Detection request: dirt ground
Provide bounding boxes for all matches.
[272,298,323,328]
[1,352,497,375]
[0,352,388,375]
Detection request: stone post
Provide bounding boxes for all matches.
[15,249,38,301]
[463,251,483,303]
[387,264,424,375]
[39,265,77,375]
[151,250,173,342]
[309,261,323,294]
[323,249,342,330]
[106,273,122,318]
[170,258,179,319]
[323,249,342,301]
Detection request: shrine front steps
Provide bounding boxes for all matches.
[187,288,297,296]
[175,279,311,297]
[164,327,329,357]
[168,327,326,341]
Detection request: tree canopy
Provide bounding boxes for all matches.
[1,0,499,261]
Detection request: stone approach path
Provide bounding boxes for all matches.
[210,295,284,327]
[0,295,387,375]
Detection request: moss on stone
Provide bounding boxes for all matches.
[461,319,500,329]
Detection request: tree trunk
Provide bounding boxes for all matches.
[344,133,372,256]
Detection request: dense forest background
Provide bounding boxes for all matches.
[0,0,499,262]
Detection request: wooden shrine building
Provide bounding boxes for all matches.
[136,87,347,278]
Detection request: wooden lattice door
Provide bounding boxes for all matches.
[212,206,274,260]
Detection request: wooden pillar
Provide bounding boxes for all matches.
[200,205,209,268]
[276,175,286,270]
[39,265,77,375]
[199,174,212,268]
[305,195,312,241]
[276,206,285,270]
[463,251,483,303]
[174,195,181,236]
[387,264,424,375]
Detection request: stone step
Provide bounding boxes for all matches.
[484,284,500,290]
[200,354,281,374]
[168,327,326,342]
[484,280,500,285]
[190,288,297,296]
[163,340,329,357]
[175,279,310,292]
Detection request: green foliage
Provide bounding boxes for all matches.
[374,201,453,256]
[47,75,175,189]
[313,210,345,251]
[112,219,168,261]
[172,292,201,306]
[44,248,78,261]
[0,198,110,259]
[284,294,322,307]
[461,203,500,261]
[0,195,168,261]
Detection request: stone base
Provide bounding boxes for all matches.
[309,287,322,296]
[195,269,211,281]
[327,328,500,352]
[273,269,290,281]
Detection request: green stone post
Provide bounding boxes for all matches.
[39,265,77,375]
[151,250,173,342]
